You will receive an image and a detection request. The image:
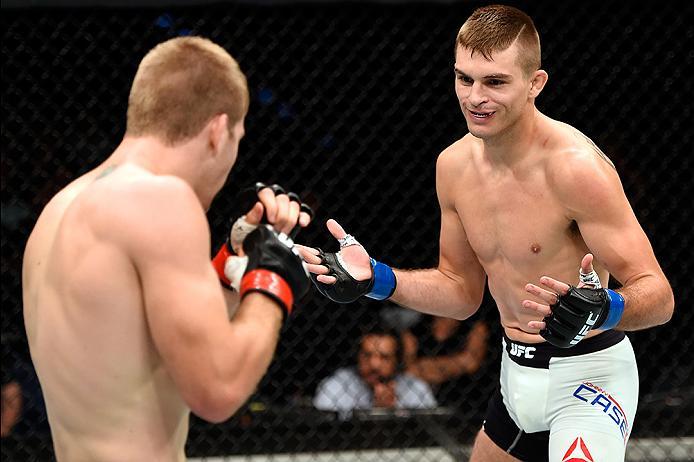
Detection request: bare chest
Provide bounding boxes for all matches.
[456,172,573,267]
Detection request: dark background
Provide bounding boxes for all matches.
[2,0,692,460]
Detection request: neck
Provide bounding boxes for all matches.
[483,106,542,167]
[107,135,199,180]
[101,136,210,205]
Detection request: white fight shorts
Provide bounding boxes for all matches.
[483,330,638,461]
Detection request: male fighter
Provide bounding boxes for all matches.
[23,36,311,461]
[298,5,674,461]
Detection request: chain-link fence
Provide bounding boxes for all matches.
[2,0,692,460]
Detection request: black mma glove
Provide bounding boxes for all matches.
[311,233,396,304]
[240,225,310,318]
[212,183,313,290]
[236,183,314,241]
[541,286,625,348]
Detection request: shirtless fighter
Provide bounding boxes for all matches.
[22,37,311,461]
[298,5,674,461]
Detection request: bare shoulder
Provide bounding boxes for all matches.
[112,172,202,218]
[436,134,479,186]
[24,171,105,263]
[100,171,207,245]
[546,120,618,170]
[544,120,625,210]
[436,134,478,170]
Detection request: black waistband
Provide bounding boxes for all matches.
[503,330,625,368]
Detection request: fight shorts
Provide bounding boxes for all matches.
[483,330,638,461]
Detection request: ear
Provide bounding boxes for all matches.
[207,113,229,156]
[528,69,549,98]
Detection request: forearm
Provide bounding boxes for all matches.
[409,354,468,385]
[222,288,241,319]
[1,383,22,436]
[390,268,481,320]
[224,293,283,395]
[410,347,485,385]
[197,293,283,422]
[614,272,674,331]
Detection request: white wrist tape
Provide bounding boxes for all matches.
[224,255,248,292]
[579,269,602,289]
[230,216,258,254]
[338,234,360,249]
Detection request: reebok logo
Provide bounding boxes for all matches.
[562,437,594,462]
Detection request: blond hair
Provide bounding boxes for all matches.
[457,5,541,76]
[126,36,249,144]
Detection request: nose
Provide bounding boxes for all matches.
[368,355,381,369]
[468,82,488,107]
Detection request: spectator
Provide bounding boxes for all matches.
[402,289,496,412]
[404,318,488,388]
[314,322,436,419]
[1,379,22,438]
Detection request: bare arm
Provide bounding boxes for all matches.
[222,286,241,319]
[1,382,22,437]
[391,148,486,319]
[130,179,284,423]
[299,144,485,318]
[407,321,489,385]
[552,149,673,330]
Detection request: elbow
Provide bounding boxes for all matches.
[188,384,248,424]
[452,291,484,321]
[640,280,675,327]
[436,267,484,320]
[659,286,675,325]
[450,311,472,321]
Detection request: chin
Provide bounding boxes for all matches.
[467,122,505,141]
[467,126,490,139]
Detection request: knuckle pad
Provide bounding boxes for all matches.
[270,184,286,195]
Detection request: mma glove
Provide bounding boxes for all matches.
[240,225,310,318]
[540,286,625,348]
[211,182,313,291]
[311,234,397,304]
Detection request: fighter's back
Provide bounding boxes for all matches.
[22,164,188,462]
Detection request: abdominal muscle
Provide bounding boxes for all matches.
[485,256,606,344]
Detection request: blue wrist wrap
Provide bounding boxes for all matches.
[366,258,396,300]
[601,289,625,330]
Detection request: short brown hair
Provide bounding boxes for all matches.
[126,36,249,145]
[457,5,541,76]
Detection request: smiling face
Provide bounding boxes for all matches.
[453,5,547,142]
[454,41,539,140]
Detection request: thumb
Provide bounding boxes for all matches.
[326,218,348,240]
[578,253,602,288]
[580,253,594,275]
[244,202,265,225]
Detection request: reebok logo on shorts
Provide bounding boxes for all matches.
[562,437,594,462]
[572,381,630,442]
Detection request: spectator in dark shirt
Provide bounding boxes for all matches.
[402,289,497,411]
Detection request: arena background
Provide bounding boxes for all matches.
[2,0,692,460]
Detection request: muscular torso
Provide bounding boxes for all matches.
[23,164,188,461]
[449,118,609,343]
